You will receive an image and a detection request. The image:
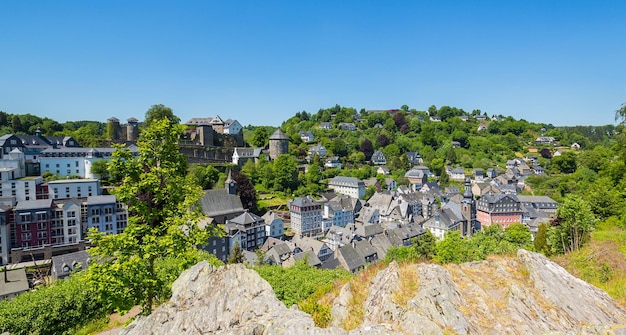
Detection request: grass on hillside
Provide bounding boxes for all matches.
[552,219,626,306]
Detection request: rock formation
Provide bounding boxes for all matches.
[122,250,626,334]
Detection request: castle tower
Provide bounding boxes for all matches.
[126,117,139,142]
[107,117,121,140]
[461,177,476,236]
[225,169,237,195]
[268,129,289,160]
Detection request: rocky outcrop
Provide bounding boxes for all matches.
[123,250,626,335]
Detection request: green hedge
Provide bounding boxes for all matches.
[0,273,106,335]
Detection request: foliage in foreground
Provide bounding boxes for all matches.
[254,260,352,308]
[87,118,214,314]
[0,272,105,335]
[384,223,533,265]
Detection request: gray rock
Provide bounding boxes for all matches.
[518,249,626,325]
[121,251,626,335]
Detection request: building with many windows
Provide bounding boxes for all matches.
[47,179,101,200]
[84,195,128,235]
[328,176,365,199]
[289,197,322,237]
[476,193,523,229]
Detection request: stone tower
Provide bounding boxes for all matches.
[126,117,139,142]
[461,177,476,236]
[268,129,289,160]
[107,117,121,140]
[225,169,237,195]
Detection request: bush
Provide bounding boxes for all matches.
[254,260,352,307]
[0,272,106,335]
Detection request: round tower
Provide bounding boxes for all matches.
[268,129,289,160]
[126,117,139,142]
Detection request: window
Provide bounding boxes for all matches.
[104,207,113,214]
[67,170,71,175]
[67,211,76,218]
[45,164,49,168]
[21,233,31,240]
[92,217,100,223]
[20,214,30,223]
[105,224,113,231]
[37,222,46,230]
[75,161,79,167]
[105,216,112,222]
[67,163,70,167]
[68,219,77,226]
[37,231,47,239]
[56,164,60,168]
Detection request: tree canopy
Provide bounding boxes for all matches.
[86,118,212,314]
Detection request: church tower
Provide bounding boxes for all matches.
[225,169,237,195]
[461,178,476,236]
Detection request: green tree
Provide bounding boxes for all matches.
[534,223,550,255]
[86,118,211,314]
[251,127,270,148]
[90,159,110,179]
[228,244,244,264]
[273,154,298,192]
[435,230,469,264]
[412,230,436,260]
[11,115,22,133]
[547,194,597,254]
[144,104,180,126]
[503,223,532,248]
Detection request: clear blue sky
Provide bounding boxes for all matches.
[2,1,625,127]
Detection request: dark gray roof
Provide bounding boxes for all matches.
[15,199,53,211]
[294,250,322,267]
[199,189,244,218]
[269,129,289,140]
[86,195,117,205]
[229,211,263,225]
[338,245,365,272]
[51,250,89,279]
[354,240,377,258]
[289,196,319,208]
[0,268,29,298]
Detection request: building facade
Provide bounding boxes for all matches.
[289,197,322,237]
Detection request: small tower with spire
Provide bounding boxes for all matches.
[225,169,237,195]
[461,177,477,237]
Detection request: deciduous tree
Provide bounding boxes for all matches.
[86,118,211,314]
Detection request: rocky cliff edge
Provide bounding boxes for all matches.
[121,250,626,335]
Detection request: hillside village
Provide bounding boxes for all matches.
[0,105,587,301]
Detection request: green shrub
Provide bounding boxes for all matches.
[0,272,105,335]
[254,260,352,307]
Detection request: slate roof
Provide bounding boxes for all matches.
[354,240,377,258]
[86,195,117,206]
[269,129,289,140]
[329,176,364,188]
[294,250,322,267]
[51,250,89,280]
[229,211,264,226]
[198,189,244,218]
[355,222,383,238]
[15,199,53,211]
[337,245,365,272]
[0,268,29,299]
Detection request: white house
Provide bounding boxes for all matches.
[47,179,102,200]
[371,150,386,165]
[224,119,243,135]
[328,176,366,199]
[262,211,284,238]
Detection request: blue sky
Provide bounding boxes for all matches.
[1,1,625,127]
